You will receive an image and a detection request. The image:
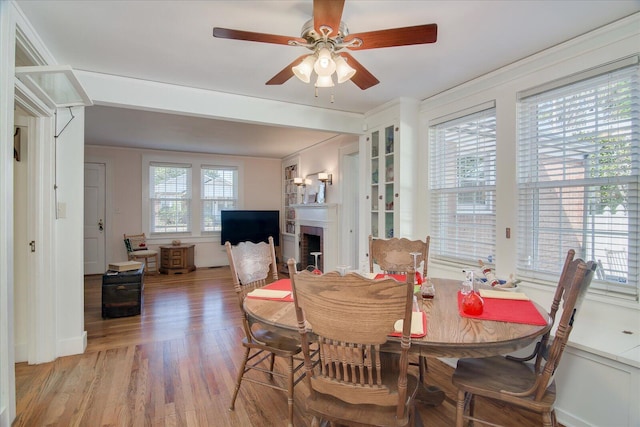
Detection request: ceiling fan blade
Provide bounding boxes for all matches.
[344,24,437,50]
[338,52,379,90]
[265,55,309,85]
[313,0,345,37]
[213,27,305,46]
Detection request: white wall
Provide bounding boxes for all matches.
[55,107,87,356]
[0,2,16,423]
[420,13,640,427]
[293,133,358,206]
[85,144,282,268]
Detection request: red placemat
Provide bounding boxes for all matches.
[457,292,548,325]
[247,279,293,302]
[375,272,424,284]
[389,312,427,338]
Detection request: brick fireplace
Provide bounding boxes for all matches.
[299,226,324,270]
[295,204,338,273]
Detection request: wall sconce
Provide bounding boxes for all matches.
[318,172,333,186]
[294,177,305,186]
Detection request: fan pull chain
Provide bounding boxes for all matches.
[313,86,335,103]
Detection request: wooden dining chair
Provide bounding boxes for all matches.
[369,235,431,278]
[225,237,304,427]
[123,232,158,274]
[287,259,422,427]
[369,234,431,382]
[451,249,597,427]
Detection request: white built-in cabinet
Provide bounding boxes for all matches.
[361,99,419,269]
[367,124,397,239]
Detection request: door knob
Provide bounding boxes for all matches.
[98,219,104,232]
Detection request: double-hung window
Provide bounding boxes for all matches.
[429,103,497,264]
[517,57,639,296]
[149,163,192,234]
[201,166,238,232]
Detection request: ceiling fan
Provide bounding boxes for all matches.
[212,0,437,90]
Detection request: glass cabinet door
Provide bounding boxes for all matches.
[383,125,395,238]
[370,130,380,238]
[283,163,298,235]
[369,124,396,239]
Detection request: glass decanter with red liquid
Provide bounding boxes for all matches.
[461,271,484,315]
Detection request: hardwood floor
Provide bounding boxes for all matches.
[14,267,551,426]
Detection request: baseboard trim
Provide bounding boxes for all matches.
[57,332,87,357]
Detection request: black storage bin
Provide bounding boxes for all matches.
[102,265,145,318]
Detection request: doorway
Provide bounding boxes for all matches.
[13,112,28,363]
[340,144,360,271]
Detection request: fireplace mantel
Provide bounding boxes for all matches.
[294,204,338,272]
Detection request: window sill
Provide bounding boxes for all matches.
[522,281,640,369]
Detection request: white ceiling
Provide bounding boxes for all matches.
[15,0,640,158]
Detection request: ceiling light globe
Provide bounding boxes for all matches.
[314,48,336,77]
[315,75,334,88]
[292,55,316,83]
[334,55,356,83]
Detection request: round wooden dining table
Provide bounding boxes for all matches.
[243,277,552,359]
[243,276,552,407]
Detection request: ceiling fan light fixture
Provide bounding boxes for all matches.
[313,47,336,77]
[292,55,316,83]
[315,74,334,88]
[334,55,356,83]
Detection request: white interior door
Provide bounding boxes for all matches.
[84,163,106,274]
[13,116,29,363]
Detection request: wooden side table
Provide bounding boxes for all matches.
[159,244,195,274]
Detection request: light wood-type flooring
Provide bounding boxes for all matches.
[14,267,555,426]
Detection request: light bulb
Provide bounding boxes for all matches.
[315,75,334,88]
[313,47,336,77]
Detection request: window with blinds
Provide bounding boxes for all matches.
[517,57,639,296]
[149,163,192,233]
[201,166,237,232]
[429,106,497,264]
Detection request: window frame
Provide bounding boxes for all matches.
[142,154,243,240]
[516,56,639,297]
[428,102,498,265]
[201,165,238,234]
[149,162,192,235]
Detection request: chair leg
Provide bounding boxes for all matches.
[286,356,294,427]
[230,347,251,411]
[468,393,475,427]
[455,389,466,427]
[269,353,276,379]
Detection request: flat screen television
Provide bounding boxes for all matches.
[220,210,280,246]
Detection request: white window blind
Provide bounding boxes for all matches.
[201,166,238,232]
[429,106,497,264]
[149,163,192,233]
[517,58,639,296]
